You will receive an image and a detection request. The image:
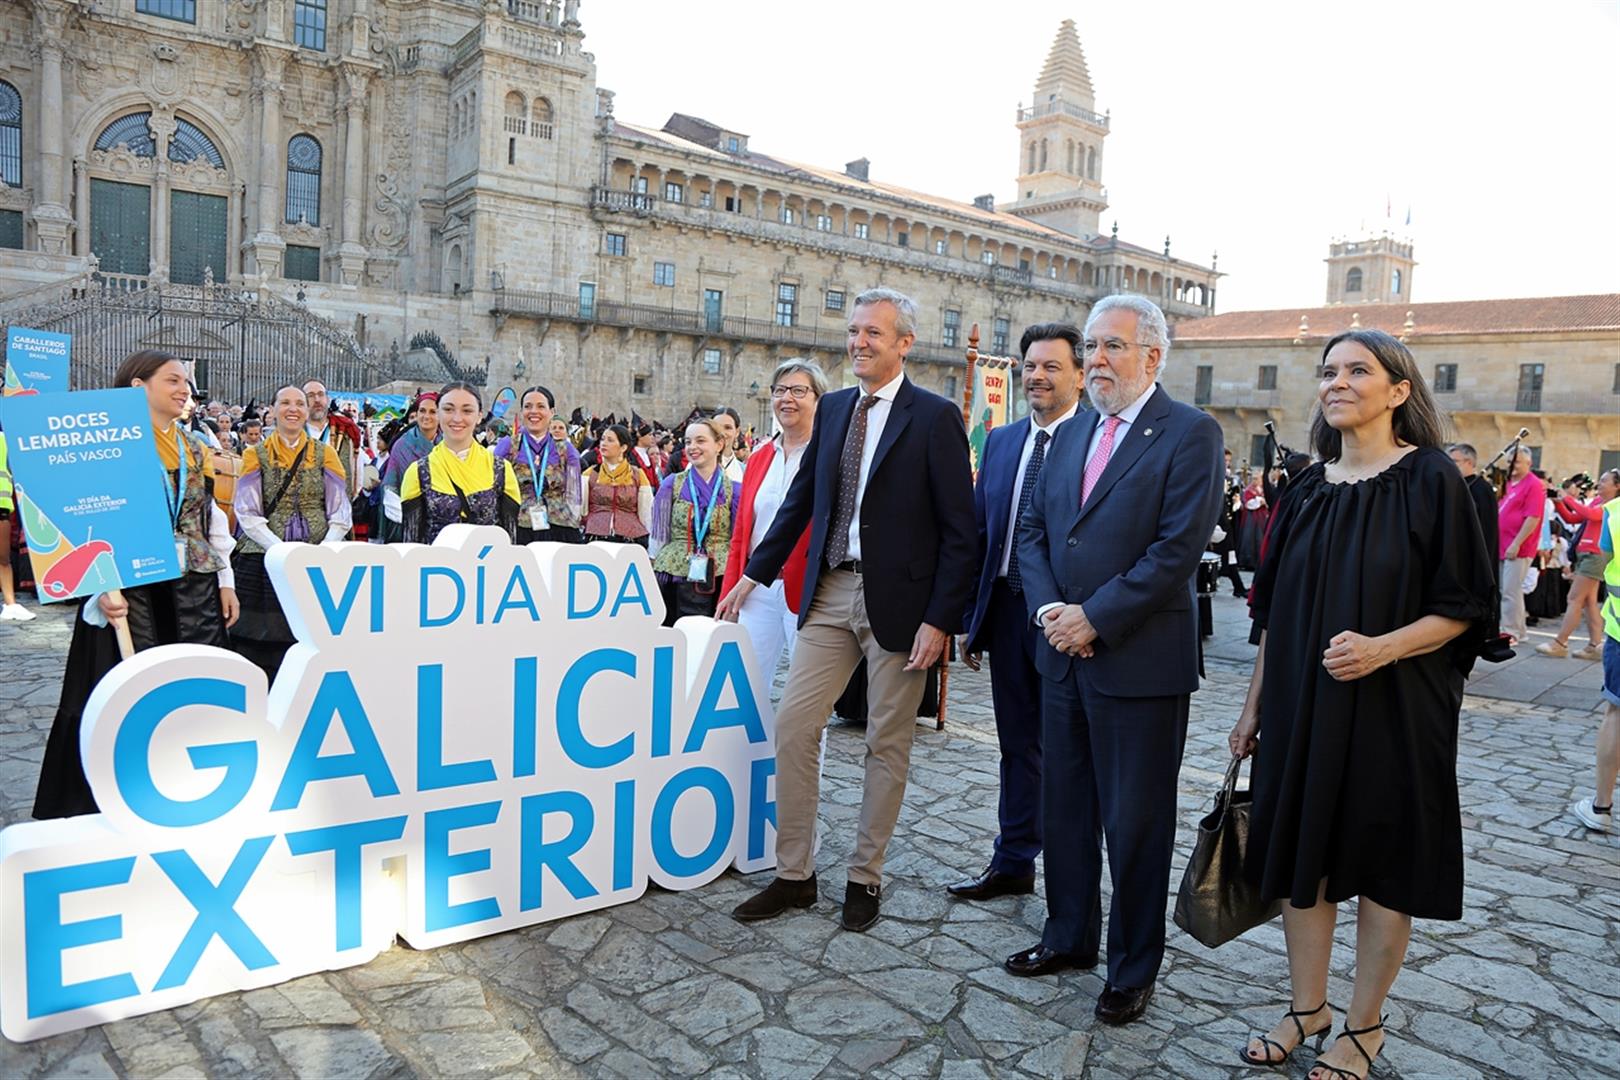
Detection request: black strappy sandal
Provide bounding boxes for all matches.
[1311,1016,1386,1080]
[1239,1000,1330,1067]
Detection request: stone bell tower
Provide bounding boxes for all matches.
[1005,19,1110,240]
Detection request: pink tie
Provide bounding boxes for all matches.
[1082,416,1122,506]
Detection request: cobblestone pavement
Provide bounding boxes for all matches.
[2,595,1616,1079]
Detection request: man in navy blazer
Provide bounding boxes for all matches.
[717,288,976,932]
[948,322,1085,902]
[1006,295,1224,1026]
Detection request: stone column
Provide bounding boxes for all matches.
[148,111,176,282]
[245,47,290,281]
[226,181,245,284]
[72,157,89,257]
[334,65,373,287]
[28,2,74,254]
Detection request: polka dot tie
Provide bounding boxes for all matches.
[825,394,880,567]
[1006,429,1050,595]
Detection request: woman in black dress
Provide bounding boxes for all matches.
[34,350,240,819]
[1229,330,1494,1080]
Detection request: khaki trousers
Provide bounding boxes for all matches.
[773,568,927,886]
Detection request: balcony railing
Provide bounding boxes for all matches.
[491,287,964,366]
[1016,100,1110,127]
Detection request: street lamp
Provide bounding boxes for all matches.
[514,359,526,380]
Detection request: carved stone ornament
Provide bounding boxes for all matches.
[230,0,261,35]
[367,80,412,253]
[169,158,230,192]
[0,186,31,212]
[146,42,196,104]
[88,146,157,180]
[282,220,326,246]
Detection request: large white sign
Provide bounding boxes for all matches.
[0,528,778,1042]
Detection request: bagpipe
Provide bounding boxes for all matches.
[1483,427,1532,499]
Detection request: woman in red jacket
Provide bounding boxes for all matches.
[1537,468,1619,660]
[721,359,826,673]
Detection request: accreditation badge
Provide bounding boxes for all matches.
[686,553,710,584]
[528,504,550,532]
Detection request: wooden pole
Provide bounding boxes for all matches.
[106,588,135,659]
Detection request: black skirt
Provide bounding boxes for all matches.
[34,572,228,820]
[516,524,584,545]
[230,552,296,679]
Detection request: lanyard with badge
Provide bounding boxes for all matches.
[521,433,555,531]
[686,471,724,588]
[162,427,190,566]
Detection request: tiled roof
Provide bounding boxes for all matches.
[1172,295,1620,341]
[609,120,1211,270]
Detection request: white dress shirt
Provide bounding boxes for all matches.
[844,369,905,562]
[999,400,1080,578]
[748,435,809,557]
[1034,383,1156,624]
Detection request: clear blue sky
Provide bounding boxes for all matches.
[588,0,1620,312]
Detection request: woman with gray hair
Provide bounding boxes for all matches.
[720,358,828,671]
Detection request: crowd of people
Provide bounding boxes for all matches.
[7,283,1618,1079]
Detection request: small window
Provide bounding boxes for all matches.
[1433,363,1457,393]
[981,250,996,265]
[0,81,20,189]
[653,261,675,287]
[815,214,832,232]
[992,317,1010,354]
[935,238,947,255]
[284,244,321,282]
[136,0,195,22]
[699,191,714,208]
[1391,268,1403,295]
[1345,267,1363,293]
[1194,365,1213,405]
[631,176,648,193]
[723,196,737,212]
[1249,434,1268,468]
[1613,363,1620,394]
[578,281,596,319]
[726,136,740,153]
[1517,363,1544,412]
[702,348,722,375]
[944,375,958,401]
[897,232,910,248]
[293,0,328,50]
[943,309,961,349]
[825,289,845,312]
[780,206,795,225]
[604,233,626,256]
[1257,365,1278,391]
[633,374,650,395]
[1018,258,1030,273]
[853,222,869,239]
[285,134,322,224]
[664,182,684,203]
[0,209,23,250]
[775,282,797,327]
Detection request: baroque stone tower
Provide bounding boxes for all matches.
[1325,235,1416,305]
[1005,20,1109,240]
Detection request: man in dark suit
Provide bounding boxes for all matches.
[717,287,976,932]
[948,322,1085,902]
[1006,295,1224,1025]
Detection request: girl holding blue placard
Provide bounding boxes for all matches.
[34,350,239,820]
[400,382,521,544]
[493,385,583,544]
[650,418,739,623]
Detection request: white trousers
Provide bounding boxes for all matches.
[738,577,799,674]
[1500,557,1530,642]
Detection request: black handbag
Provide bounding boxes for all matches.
[1173,753,1280,947]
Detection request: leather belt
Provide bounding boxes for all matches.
[831,559,865,574]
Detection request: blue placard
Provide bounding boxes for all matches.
[0,387,182,601]
[4,326,72,396]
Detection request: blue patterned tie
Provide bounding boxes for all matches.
[1006,429,1050,595]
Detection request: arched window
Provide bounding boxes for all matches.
[169,119,224,168]
[1086,145,1096,180]
[285,134,321,225]
[0,81,20,188]
[1391,268,1403,295]
[1038,139,1048,171]
[447,243,463,292]
[532,97,554,140]
[1065,140,1075,174]
[503,90,526,136]
[95,112,157,157]
[1027,142,1036,174]
[1345,267,1363,293]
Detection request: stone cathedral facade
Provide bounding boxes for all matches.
[0,1,1219,424]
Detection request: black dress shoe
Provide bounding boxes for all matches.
[946,866,1036,900]
[732,875,817,921]
[1095,982,1154,1025]
[1004,944,1099,977]
[841,881,881,931]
